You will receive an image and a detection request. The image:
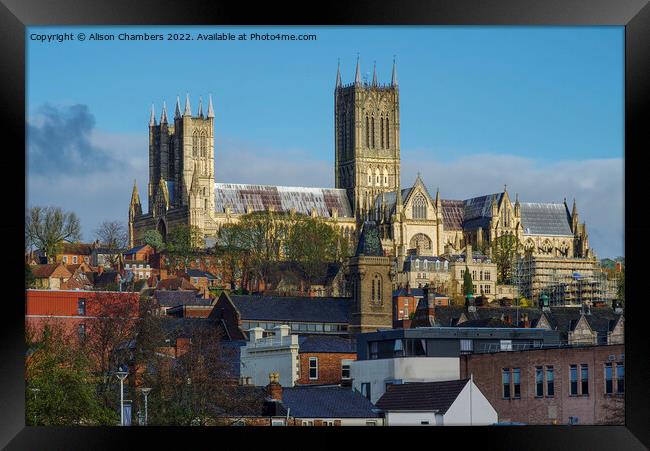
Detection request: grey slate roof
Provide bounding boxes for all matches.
[281,387,380,418]
[441,200,465,230]
[464,193,502,220]
[214,183,353,218]
[298,335,356,353]
[186,269,217,279]
[155,290,203,307]
[375,379,470,413]
[229,295,351,323]
[520,202,573,236]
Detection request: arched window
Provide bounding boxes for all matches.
[349,113,354,151]
[365,115,370,147]
[380,115,385,148]
[367,167,372,185]
[383,167,389,186]
[341,112,346,153]
[200,130,207,157]
[204,199,208,210]
[373,274,382,302]
[412,193,427,219]
[371,116,375,148]
[386,118,390,147]
[375,168,380,186]
[192,130,198,157]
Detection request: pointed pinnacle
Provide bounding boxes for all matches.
[161,101,168,124]
[175,95,181,119]
[391,55,398,87]
[372,61,377,85]
[198,96,204,118]
[355,54,361,85]
[335,58,342,88]
[207,94,215,118]
[184,93,192,116]
[149,104,156,126]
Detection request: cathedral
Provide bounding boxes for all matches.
[128,58,594,263]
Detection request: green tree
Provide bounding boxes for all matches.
[25,263,35,288]
[462,266,473,296]
[492,233,520,284]
[25,206,81,263]
[616,269,625,306]
[143,229,165,252]
[165,225,203,271]
[26,324,117,426]
[215,223,249,290]
[285,215,340,284]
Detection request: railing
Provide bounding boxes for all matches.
[474,340,617,354]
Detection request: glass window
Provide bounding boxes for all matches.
[309,357,318,380]
[500,340,513,351]
[291,323,299,331]
[77,298,86,316]
[62,256,68,263]
[570,365,578,395]
[581,364,589,395]
[513,368,521,398]
[536,367,544,397]
[308,324,317,332]
[341,359,352,380]
[361,383,371,400]
[460,339,473,353]
[605,363,613,394]
[546,366,554,397]
[369,342,379,360]
[393,339,404,357]
[78,323,85,340]
[366,421,377,426]
[302,420,313,426]
[315,324,324,332]
[324,324,332,332]
[502,368,511,399]
[616,363,624,393]
[72,256,78,264]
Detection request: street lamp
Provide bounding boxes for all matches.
[139,387,152,426]
[115,367,129,426]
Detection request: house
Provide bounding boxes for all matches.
[180,269,218,297]
[154,290,205,316]
[124,260,154,281]
[351,326,560,404]
[123,244,156,263]
[92,269,122,290]
[444,244,497,303]
[239,326,355,387]
[460,344,625,425]
[30,263,73,289]
[208,292,351,341]
[398,255,450,294]
[157,277,199,292]
[375,378,497,425]
[393,286,449,328]
[55,242,94,265]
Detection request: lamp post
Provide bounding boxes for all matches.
[115,367,129,426]
[139,387,152,426]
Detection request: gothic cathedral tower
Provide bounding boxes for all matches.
[335,57,401,220]
[146,94,216,237]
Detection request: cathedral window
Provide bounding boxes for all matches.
[200,130,207,157]
[386,118,390,147]
[365,115,369,147]
[341,112,346,153]
[383,168,389,186]
[412,193,427,219]
[367,168,372,185]
[192,130,199,157]
[349,112,354,152]
[380,115,385,148]
[371,116,375,148]
[375,168,380,186]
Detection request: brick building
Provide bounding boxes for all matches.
[296,335,356,386]
[460,344,625,425]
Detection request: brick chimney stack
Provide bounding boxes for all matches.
[267,372,282,401]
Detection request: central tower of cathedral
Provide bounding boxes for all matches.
[334,57,401,220]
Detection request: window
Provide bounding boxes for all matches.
[420,421,430,425]
[484,285,491,294]
[369,341,379,360]
[393,339,404,357]
[485,271,490,281]
[500,340,513,351]
[546,366,554,397]
[412,194,427,219]
[323,420,335,426]
[84,256,89,263]
[536,367,544,397]
[605,363,613,394]
[366,421,377,426]
[581,364,589,395]
[360,382,371,400]
[341,360,352,380]
[371,116,375,148]
[78,298,86,315]
[570,365,578,395]
[78,323,86,340]
[72,256,78,264]
[479,270,483,280]
[271,420,285,426]
[309,357,318,380]
[386,119,390,147]
[472,270,477,280]
[62,256,68,263]
[513,368,521,398]
[302,420,314,426]
[460,339,473,353]
[616,363,624,393]
[502,368,511,399]
[365,115,369,147]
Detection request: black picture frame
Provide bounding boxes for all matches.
[2,0,648,448]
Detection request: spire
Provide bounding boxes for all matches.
[197,96,204,118]
[391,56,398,87]
[435,187,440,204]
[130,179,141,205]
[572,198,577,216]
[335,58,341,88]
[184,93,192,117]
[207,94,215,118]
[149,104,156,126]
[175,95,181,119]
[372,61,377,86]
[355,54,361,86]
[160,101,168,124]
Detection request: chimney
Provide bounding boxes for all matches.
[267,372,282,401]
[274,324,290,338]
[249,327,264,342]
[465,243,473,262]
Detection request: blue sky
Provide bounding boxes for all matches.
[26,26,624,258]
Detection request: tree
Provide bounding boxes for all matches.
[143,229,164,253]
[462,266,473,296]
[25,263,35,289]
[25,323,117,425]
[25,206,81,263]
[165,225,203,272]
[94,220,128,268]
[616,269,625,306]
[215,223,249,290]
[285,215,340,284]
[492,233,520,284]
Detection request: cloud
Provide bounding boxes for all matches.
[27,104,122,174]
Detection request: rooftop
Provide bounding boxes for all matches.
[375,379,469,413]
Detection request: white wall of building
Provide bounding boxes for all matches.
[351,357,460,404]
[442,380,498,426]
[385,411,438,426]
[239,326,299,387]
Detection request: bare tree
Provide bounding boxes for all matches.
[25,206,81,262]
[94,221,128,268]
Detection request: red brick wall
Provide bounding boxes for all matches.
[460,345,625,425]
[297,353,356,385]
